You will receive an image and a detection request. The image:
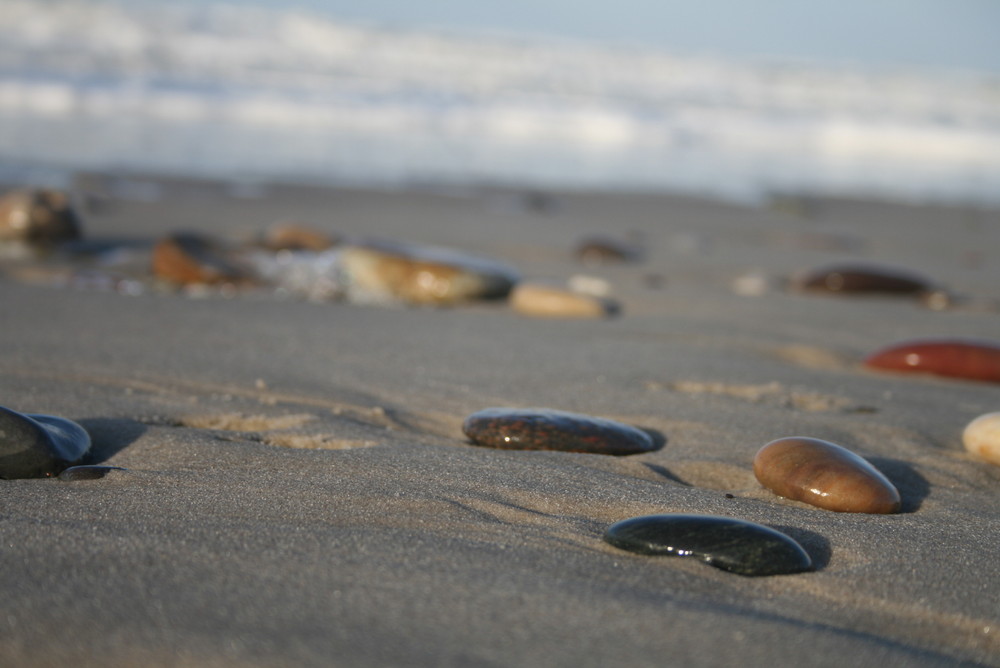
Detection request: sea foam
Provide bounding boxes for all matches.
[1,0,998,205]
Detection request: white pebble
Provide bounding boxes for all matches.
[963,412,1000,465]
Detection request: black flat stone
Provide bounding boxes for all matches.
[462,407,656,455]
[57,465,126,481]
[0,405,92,479]
[604,514,813,576]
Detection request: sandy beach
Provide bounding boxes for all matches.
[1,175,999,666]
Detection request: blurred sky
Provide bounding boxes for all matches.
[190,0,1000,73]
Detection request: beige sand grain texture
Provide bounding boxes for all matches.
[1,178,999,667]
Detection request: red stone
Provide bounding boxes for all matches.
[863,339,1000,383]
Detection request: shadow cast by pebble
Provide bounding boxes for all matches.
[867,456,931,513]
[640,462,691,486]
[77,418,147,463]
[771,524,833,571]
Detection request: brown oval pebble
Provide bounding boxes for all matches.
[339,241,518,305]
[509,283,615,319]
[863,338,1000,384]
[0,188,82,246]
[151,232,255,286]
[753,436,901,513]
[462,407,656,455]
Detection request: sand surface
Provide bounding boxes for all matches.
[2,176,1000,666]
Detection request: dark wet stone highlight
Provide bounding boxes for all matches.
[864,338,1000,384]
[603,514,813,576]
[57,465,127,481]
[0,405,92,479]
[462,407,656,455]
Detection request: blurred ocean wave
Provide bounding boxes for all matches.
[1,0,999,205]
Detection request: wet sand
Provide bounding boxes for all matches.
[1,175,999,666]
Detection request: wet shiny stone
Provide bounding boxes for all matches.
[754,436,901,514]
[864,338,1000,384]
[604,514,813,576]
[462,407,656,455]
[0,405,92,479]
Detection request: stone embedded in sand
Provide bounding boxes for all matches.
[58,465,126,481]
[509,282,616,319]
[338,240,518,305]
[462,407,656,455]
[574,236,639,264]
[794,263,936,296]
[261,222,339,252]
[863,338,1000,384]
[963,412,1000,466]
[151,232,255,286]
[753,437,901,513]
[0,188,82,246]
[603,514,813,576]
[0,405,92,479]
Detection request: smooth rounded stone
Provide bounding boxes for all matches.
[462,407,656,455]
[603,514,813,576]
[509,282,616,319]
[338,240,518,305]
[58,465,127,481]
[260,222,339,252]
[0,405,92,479]
[0,188,82,246]
[151,232,256,286]
[963,412,1000,466]
[793,263,936,296]
[863,338,1000,384]
[753,437,901,513]
[574,236,640,264]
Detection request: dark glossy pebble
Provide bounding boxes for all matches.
[795,263,934,295]
[462,407,656,455]
[604,514,813,576]
[57,465,126,481]
[0,405,91,479]
[864,338,1000,384]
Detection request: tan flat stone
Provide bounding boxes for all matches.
[509,282,615,319]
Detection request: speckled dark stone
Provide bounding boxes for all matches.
[603,514,813,576]
[462,407,656,455]
[0,405,91,479]
[57,465,126,481]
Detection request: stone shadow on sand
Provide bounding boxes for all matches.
[640,462,691,486]
[770,524,832,571]
[77,418,147,464]
[867,456,931,513]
